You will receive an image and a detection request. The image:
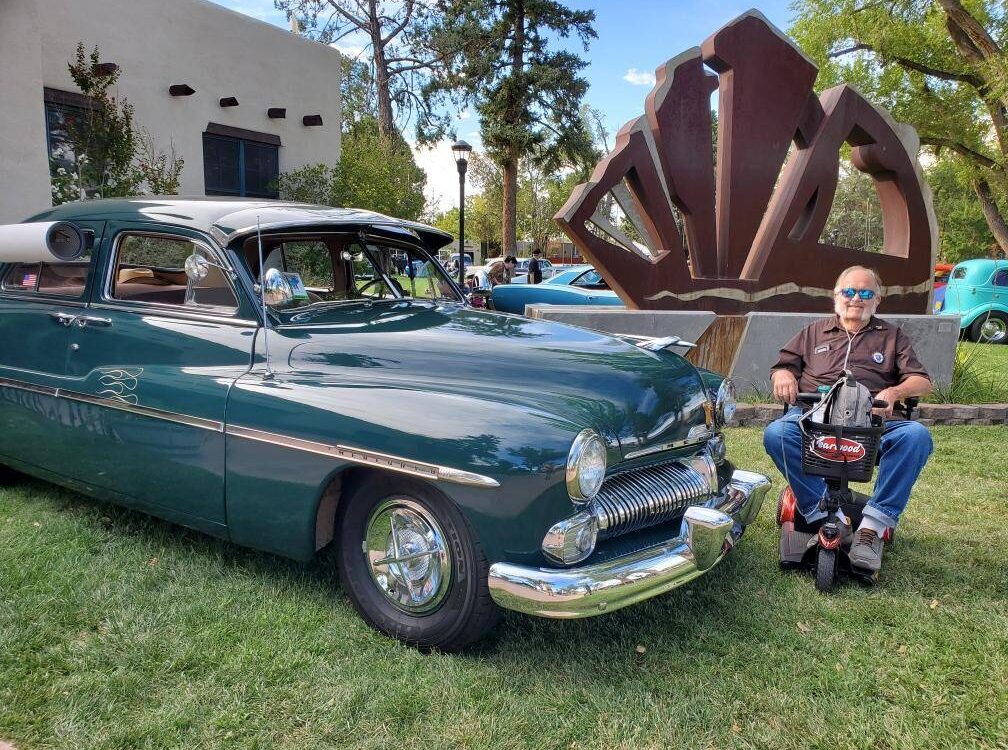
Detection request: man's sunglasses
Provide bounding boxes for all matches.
[837,287,877,300]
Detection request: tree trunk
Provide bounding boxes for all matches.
[973,176,1008,254]
[500,1,524,256]
[502,157,518,256]
[368,0,396,139]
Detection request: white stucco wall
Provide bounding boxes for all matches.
[0,0,52,223]
[0,0,342,222]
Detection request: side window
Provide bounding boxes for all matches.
[951,266,968,280]
[111,234,237,312]
[2,259,91,298]
[994,269,1008,287]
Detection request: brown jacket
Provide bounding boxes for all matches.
[770,315,930,395]
[486,261,512,287]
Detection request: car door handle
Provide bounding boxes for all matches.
[74,316,113,328]
[50,312,77,327]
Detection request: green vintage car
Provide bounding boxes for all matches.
[0,198,769,650]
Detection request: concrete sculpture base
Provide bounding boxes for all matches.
[525,306,959,396]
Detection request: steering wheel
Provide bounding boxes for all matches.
[356,277,404,298]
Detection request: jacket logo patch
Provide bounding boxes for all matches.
[814,344,830,354]
[872,352,884,364]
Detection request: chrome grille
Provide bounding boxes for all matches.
[592,460,712,538]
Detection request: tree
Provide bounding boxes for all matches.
[791,0,1008,254]
[51,44,182,204]
[928,155,997,261]
[341,58,378,129]
[428,0,597,255]
[276,0,451,141]
[822,157,884,252]
[277,117,426,219]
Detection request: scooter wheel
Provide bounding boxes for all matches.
[815,547,837,593]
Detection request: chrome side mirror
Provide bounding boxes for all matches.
[261,266,294,307]
[184,253,210,281]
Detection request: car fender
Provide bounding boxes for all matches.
[957,300,1008,328]
[223,374,589,564]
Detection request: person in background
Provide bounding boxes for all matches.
[762,265,934,572]
[487,255,517,287]
[528,248,544,284]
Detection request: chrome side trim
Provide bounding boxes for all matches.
[622,431,712,460]
[0,377,57,398]
[0,374,498,487]
[63,389,223,432]
[226,424,500,489]
[488,470,771,618]
[87,302,259,328]
[0,376,223,432]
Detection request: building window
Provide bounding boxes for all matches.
[202,124,280,198]
[43,88,94,175]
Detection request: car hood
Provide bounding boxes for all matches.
[279,300,712,458]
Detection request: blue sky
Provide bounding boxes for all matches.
[207,0,797,208]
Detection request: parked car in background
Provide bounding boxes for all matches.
[492,265,624,314]
[0,198,769,651]
[939,258,1008,342]
[932,262,954,313]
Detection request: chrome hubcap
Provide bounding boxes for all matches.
[981,317,1007,342]
[363,498,451,614]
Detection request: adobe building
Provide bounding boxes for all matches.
[0,0,342,223]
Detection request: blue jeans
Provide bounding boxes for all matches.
[763,407,933,528]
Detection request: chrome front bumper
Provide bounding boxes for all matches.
[487,470,771,618]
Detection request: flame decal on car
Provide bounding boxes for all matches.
[97,367,144,405]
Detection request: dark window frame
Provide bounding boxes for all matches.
[43,88,96,173]
[203,123,280,199]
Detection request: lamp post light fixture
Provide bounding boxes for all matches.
[451,139,472,291]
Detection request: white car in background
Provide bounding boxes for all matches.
[481,256,559,284]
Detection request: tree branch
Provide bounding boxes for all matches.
[937,0,1002,60]
[830,40,984,87]
[323,0,368,32]
[381,0,414,46]
[920,136,997,168]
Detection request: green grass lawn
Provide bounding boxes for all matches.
[1,427,1006,750]
[927,342,1008,404]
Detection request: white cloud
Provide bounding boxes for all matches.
[332,43,367,59]
[410,139,484,214]
[458,109,472,121]
[623,68,656,86]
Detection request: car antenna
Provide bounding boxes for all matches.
[256,215,274,380]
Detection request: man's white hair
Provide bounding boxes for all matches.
[834,265,883,294]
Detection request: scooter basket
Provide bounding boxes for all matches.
[800,422,882,482]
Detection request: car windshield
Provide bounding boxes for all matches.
[247,234,463,308]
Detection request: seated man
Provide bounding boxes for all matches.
[763,265,934,571]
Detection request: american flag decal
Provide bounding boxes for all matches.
[21,272,37,288]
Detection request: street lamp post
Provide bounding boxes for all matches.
[451,140,472,291]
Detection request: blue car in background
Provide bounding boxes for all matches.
[491,265,624,315]
[939,258,1008,342]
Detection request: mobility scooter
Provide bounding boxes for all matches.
[775,373,916,592]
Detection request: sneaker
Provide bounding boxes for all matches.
[849,528,884,571]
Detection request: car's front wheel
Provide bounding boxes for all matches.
[336,474,500,651]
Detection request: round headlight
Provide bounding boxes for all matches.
[715,378,737,425]
[566,429,608,503]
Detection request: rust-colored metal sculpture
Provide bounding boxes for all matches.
[556,10,937,314]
